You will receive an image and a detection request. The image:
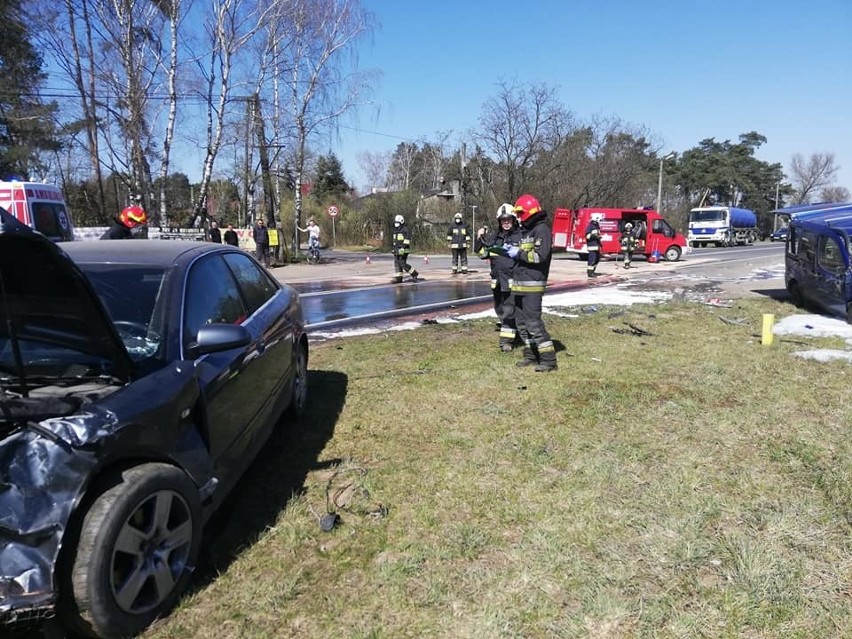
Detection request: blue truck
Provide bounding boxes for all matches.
[687,206,758,247]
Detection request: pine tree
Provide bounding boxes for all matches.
[0,0,59,177]
[312,153,349,200]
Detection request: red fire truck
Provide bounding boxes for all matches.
[551,207,687,262]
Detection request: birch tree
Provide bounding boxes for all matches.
[279,0,375,254]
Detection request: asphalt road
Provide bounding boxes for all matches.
[267,242,789,328]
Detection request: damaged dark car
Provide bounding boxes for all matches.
[0,209,308,637]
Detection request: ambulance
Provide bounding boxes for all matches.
[551,207,688,262]
[0,179,75,241]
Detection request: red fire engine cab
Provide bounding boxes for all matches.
[552,207,687,262]
[0,180,75,241]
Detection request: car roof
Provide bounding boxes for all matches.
[793,210,852,234]
[62,239,230,266]
[773,202,852,217]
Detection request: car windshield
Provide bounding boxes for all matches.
[690,210,724,222]
[78,264,169,363]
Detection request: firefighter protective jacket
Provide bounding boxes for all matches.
[447,222,470,249]
[392,224,411,255]
[584,222,602,250]
[476,226,521,290]
[511,213,552,294]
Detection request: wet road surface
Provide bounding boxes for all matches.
[295,278,495,330]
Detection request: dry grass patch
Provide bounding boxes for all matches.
[146,297,852,639]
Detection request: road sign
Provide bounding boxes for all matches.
[327,205,339,217]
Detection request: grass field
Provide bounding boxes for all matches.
[146,295,852,639]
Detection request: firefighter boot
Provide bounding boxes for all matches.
[534,351,558,372]
[410,270,419,283]
[515,347,537,367]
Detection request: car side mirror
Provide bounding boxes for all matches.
[186,323,251,359]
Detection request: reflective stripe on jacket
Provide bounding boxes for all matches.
[511,216,551,294]
[393,224,411,255]
[447,223,470,249]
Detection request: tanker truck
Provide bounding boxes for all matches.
[687,206,758,247]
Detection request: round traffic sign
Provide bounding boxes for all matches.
[327,205,339,217]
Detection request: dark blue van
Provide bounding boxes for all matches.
[785,203,852,323]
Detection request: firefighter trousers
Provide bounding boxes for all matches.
[451,248,468,272]
[514,292,556,367]
[494,286,516,347]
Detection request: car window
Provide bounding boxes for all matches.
[652,219,675,238]
[798,229,817,261]
[81,264,167,363]
[183,255,247,346]
[818,236,845,275]
[223,252,279,314]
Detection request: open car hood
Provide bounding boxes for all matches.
[0,209,133,384]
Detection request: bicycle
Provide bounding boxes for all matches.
[306,238,321,264]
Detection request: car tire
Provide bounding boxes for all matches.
[664,245,682,262]
[285,341,308,419]
[787,280,803,308]
[67,463,201,638]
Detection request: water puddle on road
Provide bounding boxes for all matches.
[298,279,494,325]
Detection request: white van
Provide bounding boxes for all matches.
[0,180,75,241]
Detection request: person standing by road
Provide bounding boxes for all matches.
[209,221,222,243]
[253,218,270,267]
[476,203,521,351]
[391,214,419,283]
[223,224,239,246]
[447,212,470,274]
[620,221,638,269]
[297,218,322,261]
[507,194,557,372]
[585,217,602,277]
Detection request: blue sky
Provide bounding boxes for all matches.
[331,0,851,196]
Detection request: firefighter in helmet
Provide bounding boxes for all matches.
[391,214,419,283]
[584,216,602,277]
[620,221,639,269]
[506,194,557,372]
[102,205,148,239]
[475,203,521,351]
[447,211,470,274]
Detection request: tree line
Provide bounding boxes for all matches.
[0,0,847,253]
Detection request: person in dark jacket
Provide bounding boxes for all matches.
[253,218,270,266]
[391,214,419,283]
[223,224,239,246]
[476,203,522,351]
[507,193,556,372]
[102,205,148,239]
[209,221,222,243]
[585,217,602,277]
[447,212,470,274]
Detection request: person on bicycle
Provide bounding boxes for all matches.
[297,218,322,261]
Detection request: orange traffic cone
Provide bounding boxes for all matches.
[365,254,371,264]
[424,255,429,264]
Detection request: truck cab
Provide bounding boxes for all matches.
[552,207,687,262]
[0,180,74,242]
[785,206,852,323]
